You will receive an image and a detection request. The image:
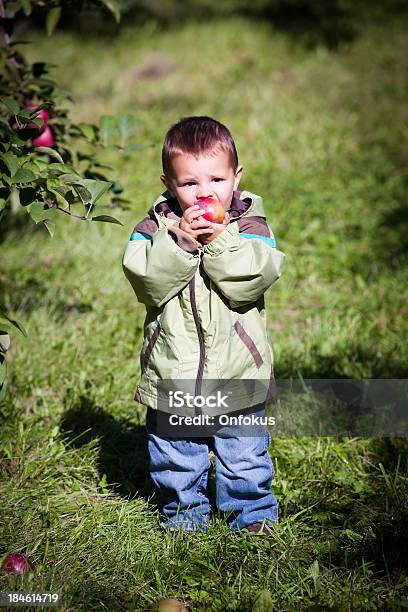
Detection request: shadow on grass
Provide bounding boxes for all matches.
[59,393,158,506]
[278,347,408,379]
[374,197,408,265]
[23,1,408,51]
[325,438,408,578]
[0,267,93,321]
[0,207,38,246]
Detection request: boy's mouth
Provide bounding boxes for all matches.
[195,197,216,204]
[195,198,226,224]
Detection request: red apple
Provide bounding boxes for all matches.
[32,125,54,147]
[196,197,226,224]
[26,103,49,125]
[2,553,36,575]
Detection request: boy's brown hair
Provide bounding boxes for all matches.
[162,116,239,177]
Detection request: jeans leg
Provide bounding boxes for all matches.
[146,408,212,532]
[212,405,278,531]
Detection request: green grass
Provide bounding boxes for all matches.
[1,14,408,611]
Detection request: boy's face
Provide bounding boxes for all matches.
[161,148,243,212]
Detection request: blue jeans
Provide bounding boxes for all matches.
[146,404,278,532]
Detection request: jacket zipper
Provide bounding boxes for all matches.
[190,248,205,412]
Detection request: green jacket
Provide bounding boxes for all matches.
[122,189,285,414]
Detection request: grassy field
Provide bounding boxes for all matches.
[1,14,408,611]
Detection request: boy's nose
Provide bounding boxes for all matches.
[196,186,214,199]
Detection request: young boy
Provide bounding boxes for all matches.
[122,116,285,538]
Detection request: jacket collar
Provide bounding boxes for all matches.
[151,189,252,222]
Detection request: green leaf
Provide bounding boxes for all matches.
[77,123,95,141]
[59,173,82,185]
[78,179,112,205]
[117,114,136,146]
[0,311,28,337]
[46,6,62,36]
[92,214,123,226]
[0,377,6,401]
[12,167,36,183]
[23,161,41,173]
[27,201,56,223]
[43,219,55,237]
[72,184,92,204]
[48,187,70,208]
[1,152,19,177]
[53,184,72,198]
[0,359,6,386]
[99,115,116,146]
[0,334,10,353]
[34,147,64,163]
[17,109,33,120]
[100,0,121,22]
[47,162,77,174]
[10,131,30,146]
[46,177,61,190]
[1,96,19,114]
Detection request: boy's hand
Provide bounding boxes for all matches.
[179,204,215,241]
[198,211,230,245]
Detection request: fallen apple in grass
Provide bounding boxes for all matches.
[196,197,226,224]
[157,598,188,612]
[32,125,54,147]
[2,553,36,575]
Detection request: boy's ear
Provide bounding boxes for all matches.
[160,174,174,195]
[234,165,244,190]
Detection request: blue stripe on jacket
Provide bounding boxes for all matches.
[130,231,276,247]
[240,233,276,248]
[130,232,151,241]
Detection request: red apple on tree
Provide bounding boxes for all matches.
[196,197,226,224]
[26,103,49,126]
[32,125,54,147]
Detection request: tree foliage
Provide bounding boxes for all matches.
[0,0,128,399]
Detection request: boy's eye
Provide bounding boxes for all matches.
[181,179,223,186]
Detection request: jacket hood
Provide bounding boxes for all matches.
[148,189,266,224]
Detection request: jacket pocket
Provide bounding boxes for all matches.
[142,322,161,373]
[233,320,264,369]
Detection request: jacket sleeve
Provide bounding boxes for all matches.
[202,217,285,309]
[122,216,200,307]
